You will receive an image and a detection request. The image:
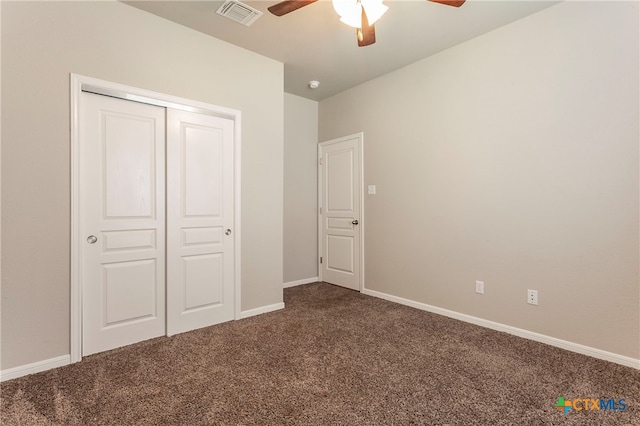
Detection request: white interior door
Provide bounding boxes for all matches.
[166,109,235,335]
[319,134,362,291]
[80,93,166,356]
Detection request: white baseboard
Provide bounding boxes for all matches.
[2,303,285,381]
[5,289,636,383]
[2,302,286,381]
[0,354,71,382]
[362,288,640,370]
[283,277,318,288]
[239,302,285,319]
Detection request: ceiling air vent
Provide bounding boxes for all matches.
[216,0,263,27]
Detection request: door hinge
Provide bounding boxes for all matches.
[319,158,323,166]
[320,257,323,264]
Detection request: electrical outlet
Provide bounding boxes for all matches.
[527,289,538,305]
[475,280,484,294]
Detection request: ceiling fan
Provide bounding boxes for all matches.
[267,0,466,47]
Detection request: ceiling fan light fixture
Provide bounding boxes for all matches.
[268,0,466,48]
[332,0,387,29]
[333,0,361,28]
[361,0,388,25]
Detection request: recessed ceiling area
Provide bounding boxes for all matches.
[124,1,560,101]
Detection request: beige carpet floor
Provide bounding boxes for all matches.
[1,282,638,425]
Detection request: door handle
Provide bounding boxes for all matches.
[87,235,98,244]
[352,220,359,225]
[225,229,232,236]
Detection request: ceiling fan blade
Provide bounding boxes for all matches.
[428,0,466,7]
[268,0,318,17]
[357,7,375,47]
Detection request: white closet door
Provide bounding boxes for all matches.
[81,93,166,356]
[166,109,235,335]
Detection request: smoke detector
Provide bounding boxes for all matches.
[216,0,263,27]
[309,81,320,89]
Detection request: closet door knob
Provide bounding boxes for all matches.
[87,235,98,244]
[225,229,232,236]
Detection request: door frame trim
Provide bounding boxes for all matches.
[70,74,242,363]
[317,132,365,292]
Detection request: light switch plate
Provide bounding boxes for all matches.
[368,185,376,195]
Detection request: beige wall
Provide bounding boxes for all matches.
[1,1,283,369]
[319,1,639,359]
[284,94,318,284]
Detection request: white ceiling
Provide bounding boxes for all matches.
[125,0,559,101]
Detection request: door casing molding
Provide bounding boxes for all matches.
[70,74,242,363]
[317,132,365,292]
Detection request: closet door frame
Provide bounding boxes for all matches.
[70,74,242,363]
